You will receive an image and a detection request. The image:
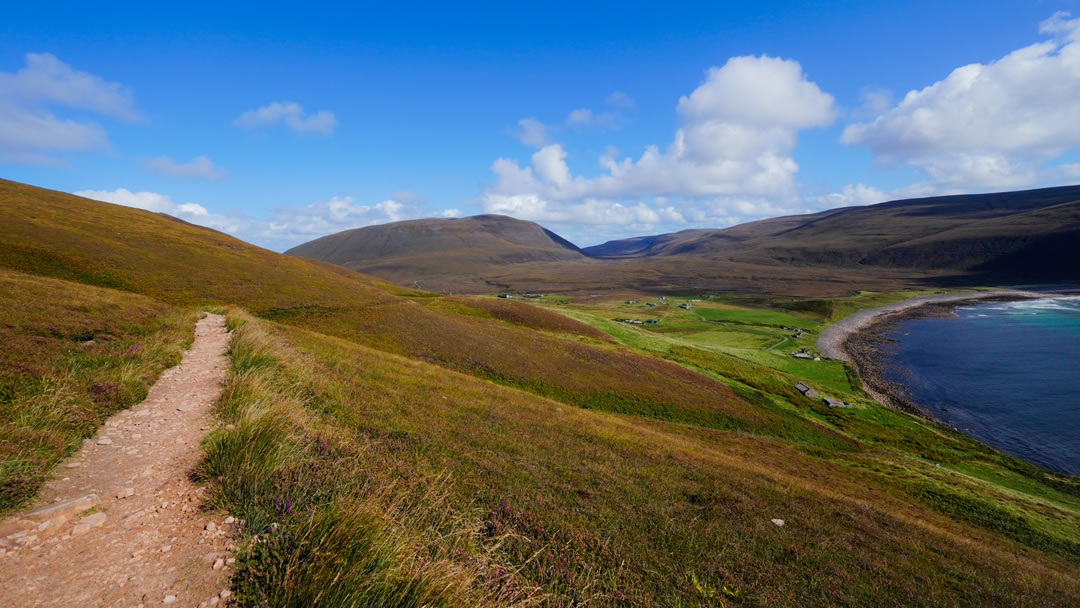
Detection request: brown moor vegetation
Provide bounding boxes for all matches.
[1,179,1078,606]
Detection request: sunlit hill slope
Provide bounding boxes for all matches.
[1,178,1078,606]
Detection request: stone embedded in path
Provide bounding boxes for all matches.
[771,518,785,527]
[82,512,107,528]
[204,521,216,532]
[117,487,135,499]
[23,494,100,523]
[212,558,224,570]
[96,437,113,445]
[164,594,177,604]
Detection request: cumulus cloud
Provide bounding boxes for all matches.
[481,55,835,236]
[806,183,889,209]
[233,101,337,135]
[565,91,635,130]
[0,53,139,165]
[841,12,1080,190]
[145,155,229,180]
[513,117,550,147]
[75,187,464,250]
[566,107,621,129]
[258,195,408,242]
[74,188,246,234]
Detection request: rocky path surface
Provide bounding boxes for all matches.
[0,313,235,608]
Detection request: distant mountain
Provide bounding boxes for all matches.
[584,186,1080,277]
[288,185,1080,294]
[286,214,586,288]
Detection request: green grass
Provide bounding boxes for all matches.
[538,293,1080,565]
[694,305,820,329]
[0,268,197,513]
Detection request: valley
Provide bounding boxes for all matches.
[0,179,1078,606]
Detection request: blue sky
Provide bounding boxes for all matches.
[2,1,1079,250]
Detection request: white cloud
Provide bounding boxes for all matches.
[677,56,835,128]
[566,107,621,129]
[841,12,1080,190]
[233,101,337,135]
[806,183,889,209]
[145,155,229,180]
[513,117,550,147]
[566,108,593,126]
[0,53,139,165]
[604,91,636,109]
[76,187,462,250]
[74,188,245,234]
[565,91,635,130]
[481,55,835,231]
[257,195,468,246]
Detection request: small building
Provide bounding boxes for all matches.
[497,294,513,299]
[625,300,637,304]
[645,319,659,324]
[794,382,819,399]
[793,352,813,360]
[823,396,853,408]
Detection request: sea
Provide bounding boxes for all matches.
[881,295,1080,475]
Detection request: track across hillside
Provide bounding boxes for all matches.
[0,313,234,608]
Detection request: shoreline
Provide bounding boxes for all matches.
[817,289,1046,418]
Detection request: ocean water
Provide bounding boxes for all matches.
[882,296,1080,475]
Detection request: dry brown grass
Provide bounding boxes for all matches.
[213,312,1080,606]
[0,268,196,512]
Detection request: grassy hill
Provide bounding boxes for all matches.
[0,178,406,310]
[2,178,1079,606]
[584,185,1080,281]
[286,214,586,290]
[287,184,1080,295]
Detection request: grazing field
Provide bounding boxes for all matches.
[0,268,197,512]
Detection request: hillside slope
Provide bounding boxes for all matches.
[2,179,815,454]
[2,177,1079,606]
[0,178,403,310]
[289,185,1080,294]
[287,214,585,288]
[585,185,1080,278]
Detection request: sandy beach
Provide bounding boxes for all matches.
[816,289,1046,415]
[816,289,1043,361]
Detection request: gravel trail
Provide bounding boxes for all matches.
[0,313,235,608]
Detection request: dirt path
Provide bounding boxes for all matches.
[0,313,234,608]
